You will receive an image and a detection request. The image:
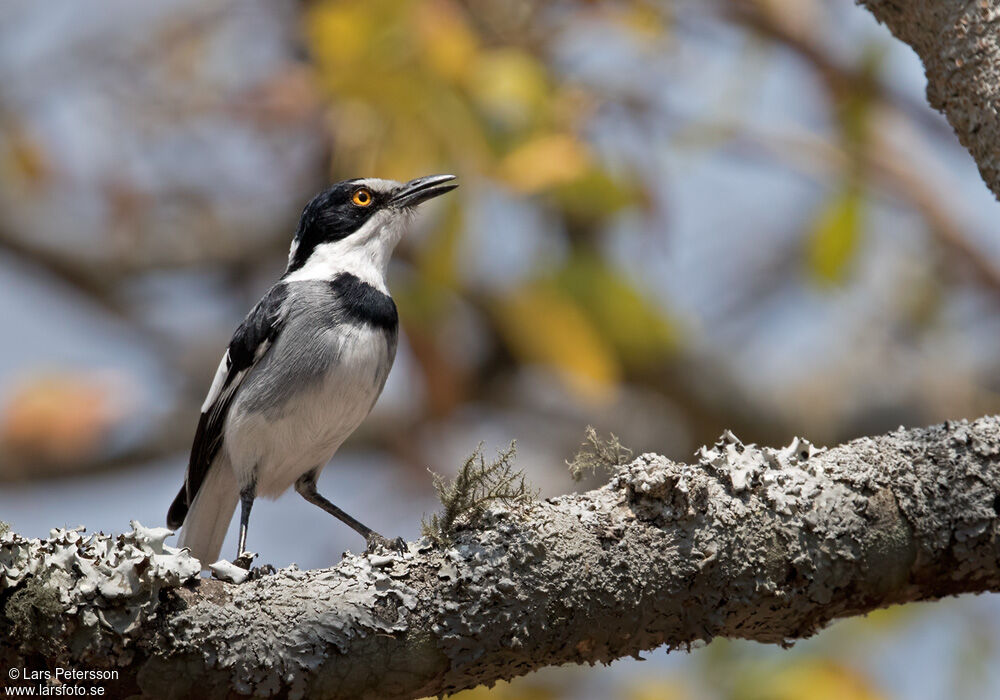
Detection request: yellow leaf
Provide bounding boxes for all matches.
[837,604,916,635]
[557,255,678,365]
[371,115,445,181]
[750,661,886,700]
[305,2,374,69]
[414,0,479,82]
[493,284,619,403]
[626,678,691,700]
[468,49,549,129]
[552,168,643,221]
[431,678,557,700]
[616,4,671,42]
[806,185,863,286]
[836,45,884,149]
[2,126,50,186]
[499,134,592,193]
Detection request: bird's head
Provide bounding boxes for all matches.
[284,174,458,283]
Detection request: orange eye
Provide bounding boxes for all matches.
[352,188,372,207]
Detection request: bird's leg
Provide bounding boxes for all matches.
[294,469,406,554]
[233,484,257,569]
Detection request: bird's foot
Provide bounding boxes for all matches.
[248,563,277,581]
[233,551,257,570]
[365,533,407,555]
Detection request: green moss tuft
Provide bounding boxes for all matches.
[567,425,633,481]
[422,441,537,546]
[4,571,64,643]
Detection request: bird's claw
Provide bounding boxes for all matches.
[365,533,407,555]
[248,563,277,581]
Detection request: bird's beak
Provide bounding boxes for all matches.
[392,174,458,208]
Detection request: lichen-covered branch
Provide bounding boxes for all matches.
[855,1,1000,200]
[3,417,1000,699]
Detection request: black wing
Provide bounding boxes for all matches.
[167,283,289,528]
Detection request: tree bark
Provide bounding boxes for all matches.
[2,417,1000,699]
[856,0,1000,200]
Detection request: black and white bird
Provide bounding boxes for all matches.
[166,174,458,568]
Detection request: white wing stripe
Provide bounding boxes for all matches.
[200,351,231,413]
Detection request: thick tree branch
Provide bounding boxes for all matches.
[3,417,1000,698]
[856,1,1000,200]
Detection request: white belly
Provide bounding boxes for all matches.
[223,324,392,498]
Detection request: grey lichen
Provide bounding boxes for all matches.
[1,520,200,664]
[567,425,633,481]
[210,559,250,584]
[695,430,825,494]
[150,553,425,699]
[422,441,537,546]
[1,521,200,594]
[694,431,828,517]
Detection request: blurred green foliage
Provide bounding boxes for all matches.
[733,660,885,700]
[305,0,677,408]
[807,183,864,286]
[806,42,881,287]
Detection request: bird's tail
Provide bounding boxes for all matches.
[175,458,238,570]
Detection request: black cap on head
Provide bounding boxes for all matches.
[285,175,458,274]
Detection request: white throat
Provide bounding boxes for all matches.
[283,209,407,290]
